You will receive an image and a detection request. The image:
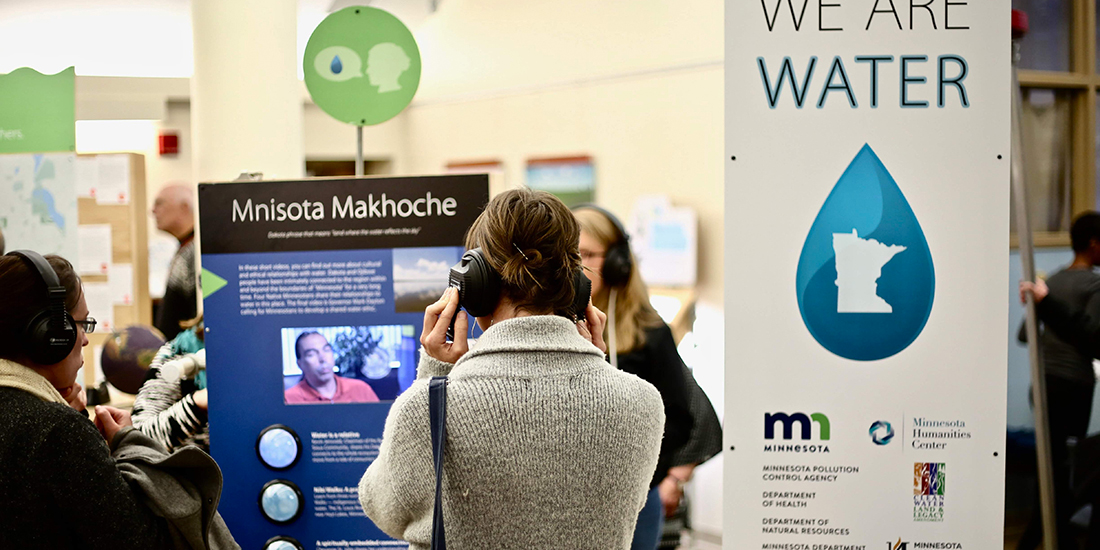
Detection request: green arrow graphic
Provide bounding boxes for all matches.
[201,268,228,299]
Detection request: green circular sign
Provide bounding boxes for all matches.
[304,6,421,126]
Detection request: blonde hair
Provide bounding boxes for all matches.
[465,188,583,317]
[574,207,662,354]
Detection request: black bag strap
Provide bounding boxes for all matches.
[429,376,448,550]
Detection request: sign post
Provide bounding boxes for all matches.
[303,6,421,175]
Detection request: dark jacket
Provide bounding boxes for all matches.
[1038,274,1100,360]
[616,323,695,487]
[111,426,238,550]
[0,387,171,549]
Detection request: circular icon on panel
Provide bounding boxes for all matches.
[259,480,305,524]
[869,420,894,445]
[257,424,302,470]
[304,6,421,126]
[263,536,304,550]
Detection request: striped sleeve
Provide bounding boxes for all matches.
[131,345,208,452]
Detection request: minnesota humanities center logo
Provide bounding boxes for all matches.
[795,145,936,361]
[869,420,894,445]
[913,462,946,522]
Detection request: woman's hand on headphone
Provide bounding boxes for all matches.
[421,287,469,364]
[577,302,608,355]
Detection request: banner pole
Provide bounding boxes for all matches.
[1011,14,1057,550]
[356,125,364,177]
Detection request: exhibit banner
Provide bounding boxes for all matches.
[0,67,75,154]
[199,175,488,549]
[725,2,1009,549]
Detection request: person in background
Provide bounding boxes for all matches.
[1019,211,1100,550]
[132,315,209,453]
[285,331,379,404]
[573,204,701,550]
[359,188,664,549]
[152,183,197,340]
[0,251,170,548]
[0,225,5,254]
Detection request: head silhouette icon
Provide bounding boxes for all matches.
[367,42,411,93]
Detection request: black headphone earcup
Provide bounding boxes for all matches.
[601,242,633,288]
[452,249,501,318]
[24,310,76,365]
[572,269,592,321]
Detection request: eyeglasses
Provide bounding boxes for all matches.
[74,317,97,334]
[580,250,606,261]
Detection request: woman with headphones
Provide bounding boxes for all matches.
[359,188,666,549]
[0,251,172,547]
[574,205,721,550]
[0,251,228,548]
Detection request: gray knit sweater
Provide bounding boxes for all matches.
[358,315,664,550]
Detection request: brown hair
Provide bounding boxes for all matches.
[0,254,83,360]
[573,207,663,353]
[181,314,205,342]
[464,188,582,317]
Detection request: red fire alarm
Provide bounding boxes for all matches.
[158,132,179,155]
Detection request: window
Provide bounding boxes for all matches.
[1013,0,1098,246]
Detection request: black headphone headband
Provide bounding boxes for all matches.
[9,250,63,289]
[572,203,629,246]
[572,203,634,288]
[6,250,77,365]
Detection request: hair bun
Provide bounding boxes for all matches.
[463,188,582,315]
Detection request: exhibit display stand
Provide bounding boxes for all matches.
[725,2,1010,548]
[200,174,488,549]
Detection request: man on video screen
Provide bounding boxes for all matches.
[285,331,380,404]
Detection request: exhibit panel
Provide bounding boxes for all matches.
[200,174,488,549]
[725,2,1010,548]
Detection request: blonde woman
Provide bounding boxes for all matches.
[575,205,714,550]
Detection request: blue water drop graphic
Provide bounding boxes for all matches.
[795,144,935,361]
[331,55,343,74]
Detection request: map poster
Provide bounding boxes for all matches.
[199,175,488,549]
[725,2,1009,549]
[0,153,78,261]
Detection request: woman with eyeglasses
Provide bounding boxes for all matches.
[573,206,722,550]
[0,252,176,548]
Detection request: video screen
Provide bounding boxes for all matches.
[280,324,417,404]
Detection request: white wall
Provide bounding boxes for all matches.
[413,0,722,101]
[405,68,723,302]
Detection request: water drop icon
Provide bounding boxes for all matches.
[331,55,343,74]
[795,144,935,361]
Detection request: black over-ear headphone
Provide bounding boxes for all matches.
[448,248,592,326]
[6,250,78,365]
[448,248,501,318]
[572,204,633,288]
